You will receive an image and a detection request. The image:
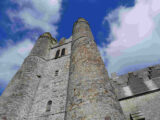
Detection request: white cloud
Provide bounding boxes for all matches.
[99,0,160,76]
[0,39,34,84]
[0,0,63,94]
[8,0,62,36]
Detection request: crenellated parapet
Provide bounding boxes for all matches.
[111,65,160,100]
[59,37,66,45]
[39,32,57,45]
[111,65,160,120]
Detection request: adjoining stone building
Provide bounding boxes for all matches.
[0,18,160,120]
[111,64,160,120]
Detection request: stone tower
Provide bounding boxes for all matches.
[0,18,125,120]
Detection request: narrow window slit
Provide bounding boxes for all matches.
[55,70,59,76]
[61,48,65,56]
[55,49,60,59]
[46,100,52,112]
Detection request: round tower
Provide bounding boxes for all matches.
[65,18,125,120]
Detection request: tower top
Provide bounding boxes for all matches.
[73,18,89,25]
[77,17,88,22]
[40,32,52,38]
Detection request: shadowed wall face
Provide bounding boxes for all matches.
[0,33,56,120]
[66,18,125,120]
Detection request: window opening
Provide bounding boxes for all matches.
[46,100,52,112]
[55,70,59,76]
[36,75,41,78]
[55,49,60,59]
[61,48,65,56]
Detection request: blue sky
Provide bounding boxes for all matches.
[0,0,160,95]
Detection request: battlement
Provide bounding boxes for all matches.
[39,32,57,44]
[39,32,72,47]
[111,64,160,100]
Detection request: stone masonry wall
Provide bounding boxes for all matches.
[0,18,127,120]
[0,33,56,120]
[65,18,125,120]
[28,37,71,120]
[120,91,160,120]
[111,64,160,120]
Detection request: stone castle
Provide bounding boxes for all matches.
[0,18,160,120]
